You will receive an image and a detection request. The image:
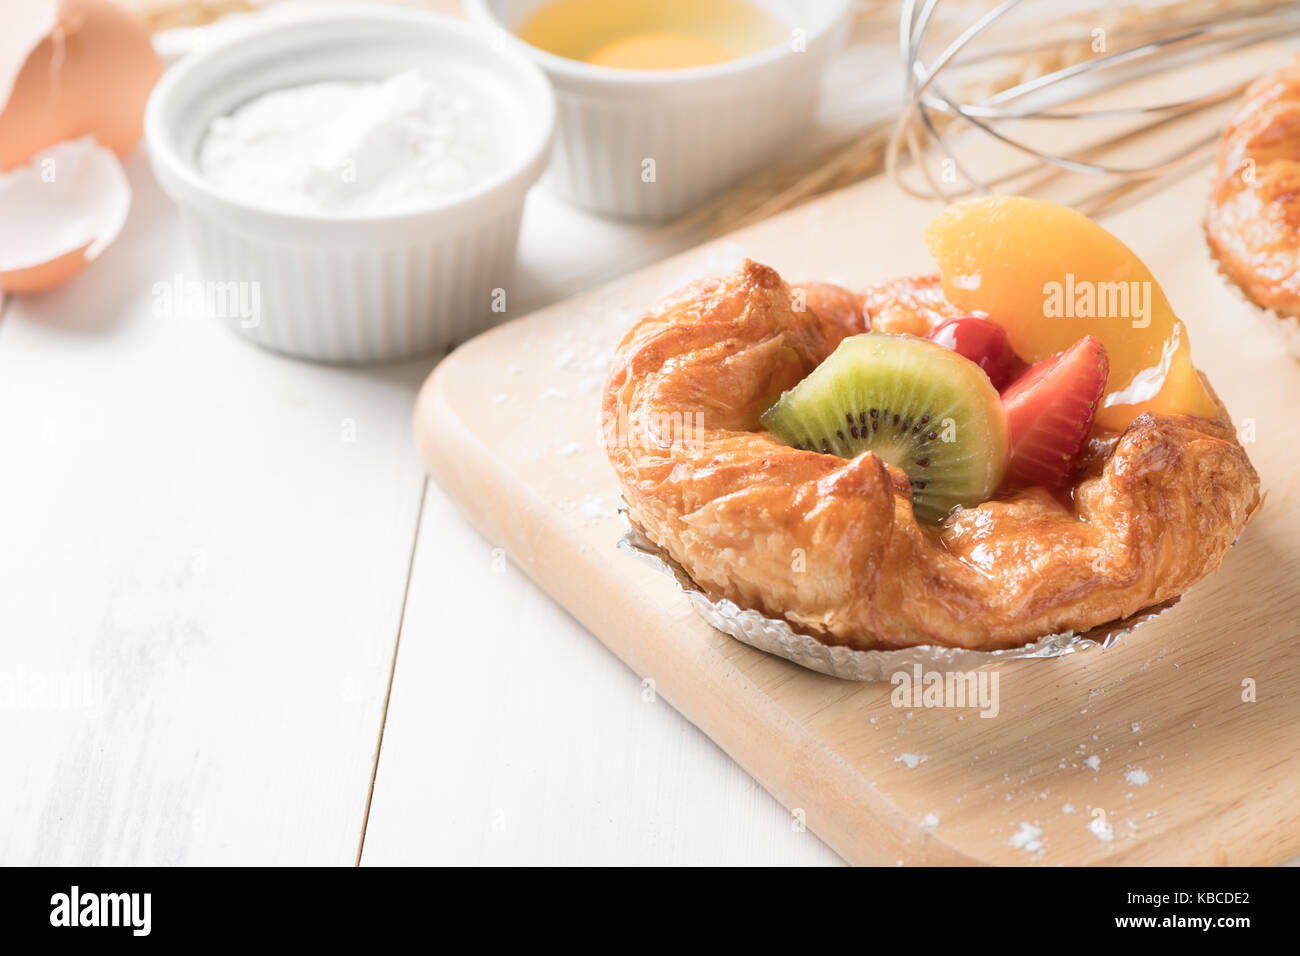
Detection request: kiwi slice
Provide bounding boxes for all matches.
[760,332,1008,522]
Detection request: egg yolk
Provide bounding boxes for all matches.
[585,33,734,70]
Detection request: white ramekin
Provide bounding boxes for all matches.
[145,8,555,363]
[465,0,852,221]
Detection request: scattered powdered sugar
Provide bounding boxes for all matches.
[1062,803,1076,815]
[1010,822,1044,853]
[896,753,928,769]
[577,494,614,521]
[1130,722,1141,733]
[548,329,616,377]
[540,387,568,401]
[1124,768,1150,786]
[555,443,583,457]
[1084,755,1101,771]
[1089,816,1114,843]
[923,813,940,828]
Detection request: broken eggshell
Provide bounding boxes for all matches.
[0,1,60,113]
[0,137,130,294]
[0,0,163,172]
[0,0,159,293]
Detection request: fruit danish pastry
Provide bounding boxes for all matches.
[1206,55,1300,344]
[603,197,1260,651]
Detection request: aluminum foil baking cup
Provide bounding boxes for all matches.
[618,518,1178,682]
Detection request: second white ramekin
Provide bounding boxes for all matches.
[466,0,853,221]
[145,8,555,363]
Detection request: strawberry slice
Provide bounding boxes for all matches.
[1001,335,1109,488]
[927,316,1018,389]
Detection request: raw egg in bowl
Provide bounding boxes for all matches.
[466,0,854,220]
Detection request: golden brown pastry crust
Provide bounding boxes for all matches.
[603,261,1261,651]
[1206,58,1300,317]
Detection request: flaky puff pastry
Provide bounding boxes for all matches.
[603,261,1261,651]
[1206,57,1300,318]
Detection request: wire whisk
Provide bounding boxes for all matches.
[887,0,1300,203]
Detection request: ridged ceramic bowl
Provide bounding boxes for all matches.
[466,0,853,221]
[146,8,555,363]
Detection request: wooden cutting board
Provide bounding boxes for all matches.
[414,110,1300,864]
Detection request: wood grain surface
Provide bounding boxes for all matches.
[0,155,430,865]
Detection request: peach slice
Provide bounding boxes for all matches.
[924,196,1219,430]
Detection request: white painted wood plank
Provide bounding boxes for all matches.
[361,484,844,866]
[0,153,427,865]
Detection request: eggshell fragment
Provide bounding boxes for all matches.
[0,0,58,108]
[0,0,162,172]
[0,137,131,294]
